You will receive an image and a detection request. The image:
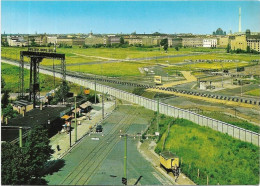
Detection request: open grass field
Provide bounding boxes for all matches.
[1,63,81,94]
[154,117,259,185]
[2,46,259,77]
[67,61,147,77]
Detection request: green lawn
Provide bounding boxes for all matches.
[1,63,81,94]
[154,117,259,185]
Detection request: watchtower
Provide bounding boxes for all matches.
[19,48,66,107]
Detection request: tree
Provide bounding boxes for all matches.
[246,46,251,53]
[1,143,32,185]
[175,46,179,51]
[23,125,54,178]
[160,38,168,52]
[226,44,231,53]
[1,76,6,89]
[51,81,70,104]
[1,125,54,184]
[1,90,10,108]
[120,37,124,45]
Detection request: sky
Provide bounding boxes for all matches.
[1,1,260,34]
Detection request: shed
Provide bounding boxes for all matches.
[12,100,33,115]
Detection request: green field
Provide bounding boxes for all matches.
[67,62,147,77]
[1,63,81,94]
[245,88,260,97]
[154,117,259,185]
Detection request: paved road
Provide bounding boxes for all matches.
[45,105,173,185]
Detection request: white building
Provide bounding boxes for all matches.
[203,39,217,48]
[7,36,27,47]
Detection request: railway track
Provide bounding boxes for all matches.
[60,106,138,185]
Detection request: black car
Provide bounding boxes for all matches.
[96,125,103,133]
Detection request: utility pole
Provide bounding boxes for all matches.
[240,79,243,96]
[157,97,159,132]
[115,96,117,110]
[102,93,104,120]
[70,127,72,147]
[221,62,224,88]
[74,96,77,142]
[95,75,97,104]
[124,134,127,182]
[19,127,22,148]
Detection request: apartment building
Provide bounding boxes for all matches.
[182,37,203,47]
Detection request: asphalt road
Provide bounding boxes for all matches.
[45,105,173,185]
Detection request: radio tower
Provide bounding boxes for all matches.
[239,8,241,33]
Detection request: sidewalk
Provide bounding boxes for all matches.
[138,140,195,185]
[49,101,115,160]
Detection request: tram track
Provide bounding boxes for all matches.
[60,106,138,185]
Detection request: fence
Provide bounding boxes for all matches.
[12,64,260,147]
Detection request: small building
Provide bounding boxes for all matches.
[12,100,33,115]
[79,101,92,113]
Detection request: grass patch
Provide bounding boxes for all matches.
[1,63,81,94]
[67,62,146,77]
[155,117,259,185]
[244,88,260,97]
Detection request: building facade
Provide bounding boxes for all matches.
[230,35,247,51]
[107,35,121,45]
[247,35,260,52]
[217,36,229,48]
[182,37,203,47]
[203,39,217,48]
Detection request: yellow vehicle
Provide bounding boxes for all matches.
[160,151,180,181]
[154,76,162,85]
[84,88,90,95]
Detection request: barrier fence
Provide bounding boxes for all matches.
[24,66,260,147]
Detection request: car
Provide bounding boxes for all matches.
[96,125,103,133]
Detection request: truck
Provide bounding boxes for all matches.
[160,151,180,181]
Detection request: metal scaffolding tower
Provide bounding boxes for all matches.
[19,48,65,107]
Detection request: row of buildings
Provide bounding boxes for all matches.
[2,30,260,52]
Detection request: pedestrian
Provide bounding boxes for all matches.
[57,145,60,151]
